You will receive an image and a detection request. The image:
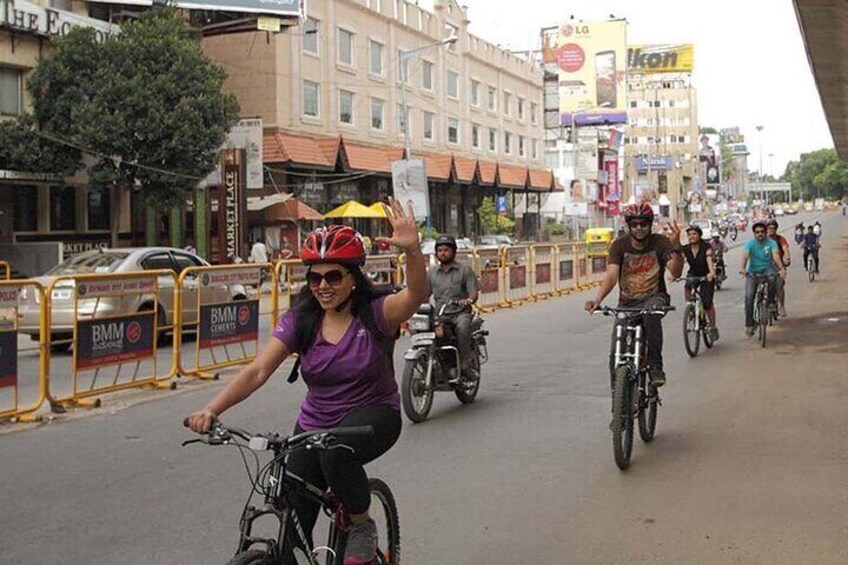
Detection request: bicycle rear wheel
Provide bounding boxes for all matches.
[612,366,635,470]
[682,303,700,358]
[331,479,400,565]
[758,296,768,348]
[808,257,815,282]
[638,374,659,443]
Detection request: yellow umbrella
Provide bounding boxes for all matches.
[367,202,394,218]
[324,200,385,219]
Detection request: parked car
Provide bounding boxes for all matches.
[18,247,248,352]
[477,235,515,249]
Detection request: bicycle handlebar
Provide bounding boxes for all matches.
[593,305,675,317]
[182,419,374,452]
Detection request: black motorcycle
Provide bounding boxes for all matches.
[794,224,805,244]
[401,301,488,423]
[714,258,727,290]
[729,225,738,241]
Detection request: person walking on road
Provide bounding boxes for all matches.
[739,221,786,337]
[249,237,269,264]
[585,203,684,388]
[187,199,429,565]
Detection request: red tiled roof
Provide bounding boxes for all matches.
[263,132,339,170]
[498,165,529,188]
[418,153,453,181]
[478,161,497,185]
[341,139,405,173]
[528,169,554,191]
[263,198,324,222]
[454,156,478,183]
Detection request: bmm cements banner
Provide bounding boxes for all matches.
[76,313,155,370]
[199,300,259,349]
[556,20,627,126]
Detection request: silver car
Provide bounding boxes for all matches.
[18,247,248,351]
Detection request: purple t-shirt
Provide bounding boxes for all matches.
[272,296,400,430]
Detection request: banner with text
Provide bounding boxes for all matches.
[198,300,259,350]
[76,313,155,370]
[628,44,694,74]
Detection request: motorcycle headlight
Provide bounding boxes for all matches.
[409,315,431,331]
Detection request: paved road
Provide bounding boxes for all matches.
[1,212,846,564]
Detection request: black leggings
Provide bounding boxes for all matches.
[287,405,401,540]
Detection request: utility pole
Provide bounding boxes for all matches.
[756,125,764,209]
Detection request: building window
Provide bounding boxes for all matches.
[504,132,512,154]
[422,60,433,91]
[489,128,497,152]
[487,86,497,112]
[339,90,354,124]
[303,81,320,118]
[0,67,22,117]
[503,92,511,116]
[338,29,355,66]
[447,70,459,99]
[371,98,385,130]
[370,40,384,76]
[531,139,538,160]
[518,135,525,157]
[14,185,38,232]
[445,23,458,50]
[531,101,538,125]
[668,100,675,107]
[423,111,434,140]
[396,0,407,24]
[302,17,319,55]
[397,49,409,84]
[368,0,382,12]
[471,123,480,149]
[470,79,480,107]
[87,186,110,230]
[629,100,637,108]
[447,117,459,144]
[397,103,410,135]
[50,186,76,231]
[518,98,525,121]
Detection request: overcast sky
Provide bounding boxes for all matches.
[428,0,833,177]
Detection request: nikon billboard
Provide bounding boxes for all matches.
[628,44,694,74]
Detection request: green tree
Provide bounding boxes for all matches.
[478,197,515,235]
[784,148,847,201]
[17,7,240,244]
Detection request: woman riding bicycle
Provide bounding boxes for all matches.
[682,225,719,342]
[187,199,429,565]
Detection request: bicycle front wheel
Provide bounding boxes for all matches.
[226,550,275,565]
[612,366,635,470]
[332,479,401,565]
[808,258,815,282]
[682,303,700,358]
[638,376,659,443]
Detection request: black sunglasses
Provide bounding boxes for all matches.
[306,269,350,287]
[628,220,651,229]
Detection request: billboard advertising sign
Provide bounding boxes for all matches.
[391,159,430,220]
[199,300,260,350]
[76,313,155,370]
[604,159,620,202]
[635,155,673,172]
[627,44,694,74]
[699,134,721,187]
[556,20,627,126]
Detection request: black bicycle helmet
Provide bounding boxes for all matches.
[434,234,457,251]
[686,224,703,237]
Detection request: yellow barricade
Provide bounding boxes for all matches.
[0,261,10,280]
[530,244,556,299]
[552,243,579,295]
[45,271,178,411]
[273,259,306,321]
[588,255,608,284]
[364,255,400,287]
[474,247,504,312]
[0,280,48,422]
[503,246,531,306]
[177,264,275,380]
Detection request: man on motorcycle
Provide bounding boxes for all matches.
[585,203,684,388]
[427,235,481,383]
[766,219,791,317]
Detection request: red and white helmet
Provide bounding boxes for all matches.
[301,225,367,266]
[622,202,655,223]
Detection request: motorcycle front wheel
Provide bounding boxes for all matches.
[401,356,434,423]
[454,349,481,404]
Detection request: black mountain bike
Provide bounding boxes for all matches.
[746,273,777,348]
[595,305,674,470]
[183,421,400,565]
[679,276,715,358]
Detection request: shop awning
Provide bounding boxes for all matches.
[325,200,386,219]
[263,197,324,222]
[247,192,292,211]
[367,202,392,218]
[497,165,529,189]
[528,169,555,192]
[341,139,405,173]
[454,157,478,184]
[478,161,497,186]
[263,132,340,170]
[417,153,453,181]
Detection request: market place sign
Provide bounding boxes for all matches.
[0,0,120,41]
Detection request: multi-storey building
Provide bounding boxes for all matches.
[623,74,699,220]
[202,0,553,238]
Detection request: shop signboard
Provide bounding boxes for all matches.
[76,313,155,370]
[218,150,248,263]
[627,44,695,74]
[391,159,429,219]
[0,0,120,41]
[84,0,301,17]
[198,300,259,350]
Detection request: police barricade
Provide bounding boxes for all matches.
[503,246,531,306]
[474,248,504,312]
[363,255,399,288]
[177,264,274,380]
[589,255,608,284]
[0,280,48,421]
[553,243,583,295]
[273,259,306,321]
[45,271,178,412]
[530,245,556,299]
[0,261,10,280]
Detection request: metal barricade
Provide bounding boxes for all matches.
[45,271,178,412]
[177,264,275,380]
[364,255,400,288]
[273,259,305,322]
[503,246,531,306]
[474,248,504,312]
[0,280,48,422]
[552,244,579,295]
[530,245,556,299]
[589,255,608,285]
[0,261,10,280]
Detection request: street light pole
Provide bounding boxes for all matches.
[756,125,764,210]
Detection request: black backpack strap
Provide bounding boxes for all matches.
[287,356,301,383]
